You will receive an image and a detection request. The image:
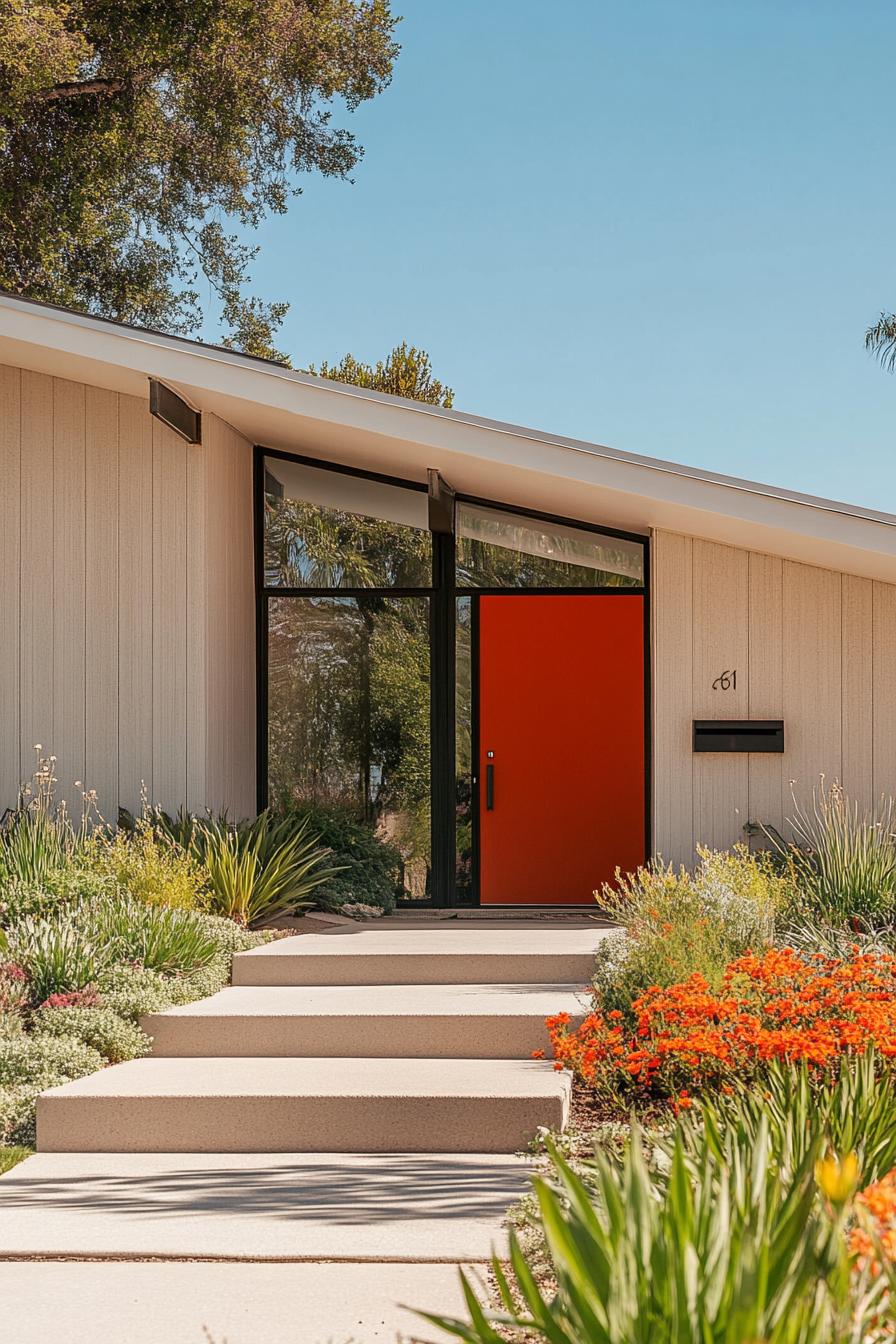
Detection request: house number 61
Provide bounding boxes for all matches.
[712,669,737,691]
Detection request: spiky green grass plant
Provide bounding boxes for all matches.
[421,1056,896,1344]
[778,783,896,926]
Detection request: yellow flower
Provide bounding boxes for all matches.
[815,1152,860,1205]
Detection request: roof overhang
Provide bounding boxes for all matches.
[2,292,895,583]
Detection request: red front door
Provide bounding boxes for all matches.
[478,594,646,905]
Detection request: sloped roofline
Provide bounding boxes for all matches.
[0,288,890,530]
[2,288,896,587]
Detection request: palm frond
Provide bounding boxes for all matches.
[865,312,896,371]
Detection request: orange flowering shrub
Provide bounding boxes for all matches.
[851,1169,896,1277]
[548,946,896,1101]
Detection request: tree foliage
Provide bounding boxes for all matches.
[0,0,399,356]
[309,341,454,405]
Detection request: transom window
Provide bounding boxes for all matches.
[455,502,644,588]
[264,457,431,589]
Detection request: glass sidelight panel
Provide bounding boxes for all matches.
[268,595,432,898]
[263,456,431,588]
[454,596,474,901]
[456,502,644,588]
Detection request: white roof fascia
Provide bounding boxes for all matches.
[0,292,894,583]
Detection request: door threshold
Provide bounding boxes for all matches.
[391,906,612,922]
[456,908,612,921]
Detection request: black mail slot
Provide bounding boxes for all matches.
[693,720,784,753]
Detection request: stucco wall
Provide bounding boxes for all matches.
[0,363,255,820]
[652,529,896,866]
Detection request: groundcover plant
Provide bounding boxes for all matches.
[0,750,336,1157]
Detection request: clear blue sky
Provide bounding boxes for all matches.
[219,0,896,509]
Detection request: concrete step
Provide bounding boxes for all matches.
[37,1057,571,1154]
[142,983,585,1059]
[0,1151,530,1260]
[233,926,606,986]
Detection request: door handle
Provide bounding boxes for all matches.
[486,763,494,810]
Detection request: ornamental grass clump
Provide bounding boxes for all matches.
[4,916,104,1004]
[549,947,896,1105]
[773,782,896,928]
[0,756,74,888]
[424,1123,885,1344]
[0,749,100,890]
[3,899,228,1004]
[185,811,338,926]
[87,894,219,973]
[673,1052,896,1191]
[427,1053,896,1344]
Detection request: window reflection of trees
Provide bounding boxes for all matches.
[456,512,641,589]
[264,495,431,589]
[454,597,474,900]
[268,596,432,899]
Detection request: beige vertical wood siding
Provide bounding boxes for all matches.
[652,529,896,866]
[0,363,255,819]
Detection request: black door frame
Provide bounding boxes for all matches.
[253,444,651,908]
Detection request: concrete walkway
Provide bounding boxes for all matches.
[0,916,609,1343]
[0,1152,530,1260]
[0,1262,474,1344]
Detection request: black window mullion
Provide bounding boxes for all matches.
[428,529,456,907]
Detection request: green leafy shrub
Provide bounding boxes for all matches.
[0,878,65,926]
[1,866,121,933]
[286,804,401,912]
[35,864,112,905]
[33,1005,149,1064]
[190,912,269,959]
[594,846,789,1017]
[763,782,896,927]
[85,823,207,910]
